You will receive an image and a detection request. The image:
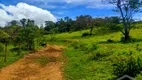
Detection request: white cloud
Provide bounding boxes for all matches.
[0,9,13,27]
[0,2,57,27]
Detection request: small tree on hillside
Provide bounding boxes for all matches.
[0,30,10,62]
[17,19,42,50]
[105,0,142,41]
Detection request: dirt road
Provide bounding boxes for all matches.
[0,44,65,80]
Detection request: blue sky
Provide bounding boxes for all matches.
[0,0,117,19]
[0,0,141,26]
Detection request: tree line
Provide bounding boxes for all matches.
[0,19,45,62]
[0,16,121,62]
[44,16,121,34]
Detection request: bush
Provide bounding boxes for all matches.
[70,41,80,49]
[70,41,88,50]
[81,32,90,37]
[39,37,48,47]
[113,56,142,77]
[0,43,4,52]
[89,49,111,61]
[88,44,99,52]
[107,39,114,43]
[10,47,22,56]
[71,42,98,51]
[108,24,123,32]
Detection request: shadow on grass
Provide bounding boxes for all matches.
[99,38,142,44]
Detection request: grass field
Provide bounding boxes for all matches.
[1,27,142,80]
[47,28,142,80]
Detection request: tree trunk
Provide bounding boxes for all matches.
[124,29,130,41]
[90,27,93,35]
[4,42,7,62]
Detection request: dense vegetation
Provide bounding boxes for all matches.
[0,19,46,67]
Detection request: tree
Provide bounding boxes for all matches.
[17,19,42,50]
[90,18,106,35]
[26,19,35,27]
[64,16,73,32]
[0,30,10,62]
[44,21,55,32]
[3,21,22,47]
[8,20,18,26]
[106,0,142,41]
[104,16,121,31]
[20,18,26,27]
[0,27,2,30]
[56,19,66,32]
[76,15,93,30]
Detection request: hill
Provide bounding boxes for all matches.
[47,28,142,80]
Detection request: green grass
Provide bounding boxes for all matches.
[0,45,29,68]
[45,28,142,80]
[1,27,142,79]
[0,43,44,68]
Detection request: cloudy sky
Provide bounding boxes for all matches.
[0,0,141,27]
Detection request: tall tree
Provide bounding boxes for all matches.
[20,18,26,27]
[44,21,55,32]
[3,20,21,41]
[106,0,142,41]
[17,19,41,50]
[64,16,73,32]
[56,19,66,32]
[26,19,35,27]
[76,15,93,30]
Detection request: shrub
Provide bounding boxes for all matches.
[81,32,90,37]
[87,44,99,52]
[89,49,111,61]
[0,43,4,52]
[71,41,98,52]
[40,37,47,47]
[113,56,142,77]
[70,41,88,50]
[78,43,88,51]
[10,47,22,56]
[70,41,80,49]
[108,24,123,32]
[107,39,114,43]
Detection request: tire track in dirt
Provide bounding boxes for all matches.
[0,44,65,80]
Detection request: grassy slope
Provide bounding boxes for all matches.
[47,28,142,80]
[0,27,142,79]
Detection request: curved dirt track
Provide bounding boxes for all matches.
[0,44,65,80]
